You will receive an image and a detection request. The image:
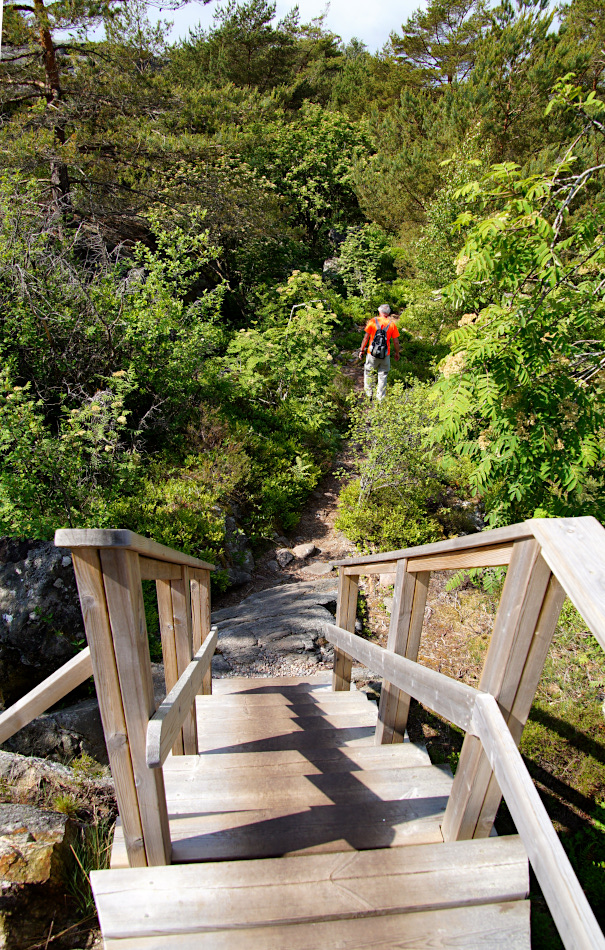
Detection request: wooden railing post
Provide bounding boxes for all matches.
[99,548,171,866]
[169,567,198,755]
[332,568,358,691]
[191,569,212,695]
[442,539,564,841]
[156,578,184,756]
[376,560,430,744]
[71,548,148,868]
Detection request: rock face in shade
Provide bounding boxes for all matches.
[3,663,166,767]
[275,548,295,568]
[0,539,84,710]
[0,803,78,950]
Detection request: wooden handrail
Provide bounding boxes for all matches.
[323,622,478,732]
[331,522,533,568]
[146,628,218,769]
[474,694,605,950]
[528,517,605,651]
[55,529,216,571]
[0,647,93,744]
[323,622,605,950]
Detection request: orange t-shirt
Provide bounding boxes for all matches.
[365,316,399,355]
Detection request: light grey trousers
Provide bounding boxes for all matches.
[364,353,391,401]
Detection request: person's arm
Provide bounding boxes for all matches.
[358,332,370,359]
[392,338,400,361]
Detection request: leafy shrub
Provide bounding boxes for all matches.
[336,223,396,297]
[335,381,472,551]
[434,84,605,525]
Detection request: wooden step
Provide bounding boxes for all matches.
[197,709,378,732]
[94,836,530,949]
[211,674,334,694]
[112,789,450,866]
[102,902,531,949]
[195,692,373,711]
[198,677,369,706]
[163,741,433,775]
[195,722,376,754]
[164,764,453,813]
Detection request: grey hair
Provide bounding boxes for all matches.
[378,304,391,315]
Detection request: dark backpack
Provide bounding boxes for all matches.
[369,317,390,360]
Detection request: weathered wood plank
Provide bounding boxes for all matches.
[376,563,430,744]
[343,561,397,576]
[528,516,605,651]
[442,540,554,841]
[159,801,444,861]
[70,549,146,868]
[324,622,478,733]
[407,543,514,573]
[55,529,215,571]
[199,703,377,736]
[94,836,528,938]
[0,647,92,744]
[147,630,218,769]
[102,901,531,950]
[100,548,171,866]
[471,573,566,838]
[331,522,532,568]
[211,675,332,693]
[163,742,432,775]
[190,570,211,695]
[138,558,182,581]
[155,579,183,757]
[195,703,376,724]
[195,693,372,711]
[474,694,605,950]
[111,798,447,866]
[162,764,452,813]
[169,569,197,755]
[332,569,358,691]
[195,722,376,753]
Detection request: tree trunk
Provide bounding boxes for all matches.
[34,0,73,220]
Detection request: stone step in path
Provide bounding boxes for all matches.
[210,577,339,676]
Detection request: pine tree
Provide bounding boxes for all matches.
[0,0,194,218]
[389,0,489,88]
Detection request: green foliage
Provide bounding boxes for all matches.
[52,793,79,818]
[390,0,490,87]
[175,0,300,92]
[445,565,507,593]
[414,139,489,287]
[67,820,114,916]
[335,381,473,551]
[244,102,370,249]
[336,224,395,297]
[0,369,142,536]
[434,87,605,524]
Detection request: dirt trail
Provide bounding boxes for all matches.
[215,356,365,612]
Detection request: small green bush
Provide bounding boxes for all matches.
[335,381,472,552]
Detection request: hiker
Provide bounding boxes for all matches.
[358,304,400,401]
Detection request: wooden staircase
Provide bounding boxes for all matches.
[97,674,530,948]
[2,520,604,948]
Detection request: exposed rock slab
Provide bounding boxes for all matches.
[211,578,338,670]
[0,804,79,950]
[302,561,334,576]
[0,804,76,886]
[292,543,317,560]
